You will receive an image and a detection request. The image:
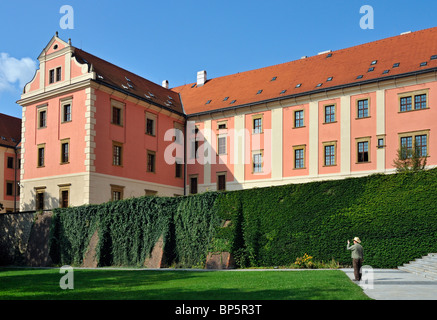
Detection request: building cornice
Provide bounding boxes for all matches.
[17,79,94,106]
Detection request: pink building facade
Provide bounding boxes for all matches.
[18,27,437,210]
[0,113,21,213]
[177,28,437,194]
[18,35,185,211]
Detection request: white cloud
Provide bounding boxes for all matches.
[0,53,37,92]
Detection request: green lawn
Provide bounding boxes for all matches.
[0,268,371,300]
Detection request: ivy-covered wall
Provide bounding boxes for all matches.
[50,194,220,268]
[49,169,437,269]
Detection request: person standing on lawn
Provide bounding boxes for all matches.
[347,237,364,281]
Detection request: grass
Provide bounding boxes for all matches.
[0,268,371,300]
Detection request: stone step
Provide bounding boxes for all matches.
[398,253,437,281]
[416,260,437,269]
[415,256,437,263]
[398,266,437,280]
[409,259,437,267]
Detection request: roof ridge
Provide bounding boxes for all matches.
[174,27,437,90]
[73,48,174,92]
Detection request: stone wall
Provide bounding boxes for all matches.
[0,211,52,266]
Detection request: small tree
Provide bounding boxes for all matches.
[393,146,427,173]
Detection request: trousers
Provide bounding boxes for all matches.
[353,258,363,281]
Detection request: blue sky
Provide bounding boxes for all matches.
[1,0,436,119]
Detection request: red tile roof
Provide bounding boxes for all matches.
[0,113,21,148]
[73,49,185,116]
[174,27,437,115]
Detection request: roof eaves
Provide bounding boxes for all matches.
[0,141,21,150]
[93,79,186,118]
[186,67,437,118]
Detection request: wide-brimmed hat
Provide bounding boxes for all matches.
[353,237,361,243]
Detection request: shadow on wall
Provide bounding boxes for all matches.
[0,211,34,265]
[0,211,53,267]
[20,188,60,212]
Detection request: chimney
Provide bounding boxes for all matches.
[197,70,207,87]
[162,80,169,89]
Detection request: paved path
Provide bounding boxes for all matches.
[341,268,437,300]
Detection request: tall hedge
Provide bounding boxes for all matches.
[50,169,437,269]
[213,170,437,268]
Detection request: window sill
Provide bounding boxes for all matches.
[355,116,371,120]
[323,121,337,125]
[398,107,429,114]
